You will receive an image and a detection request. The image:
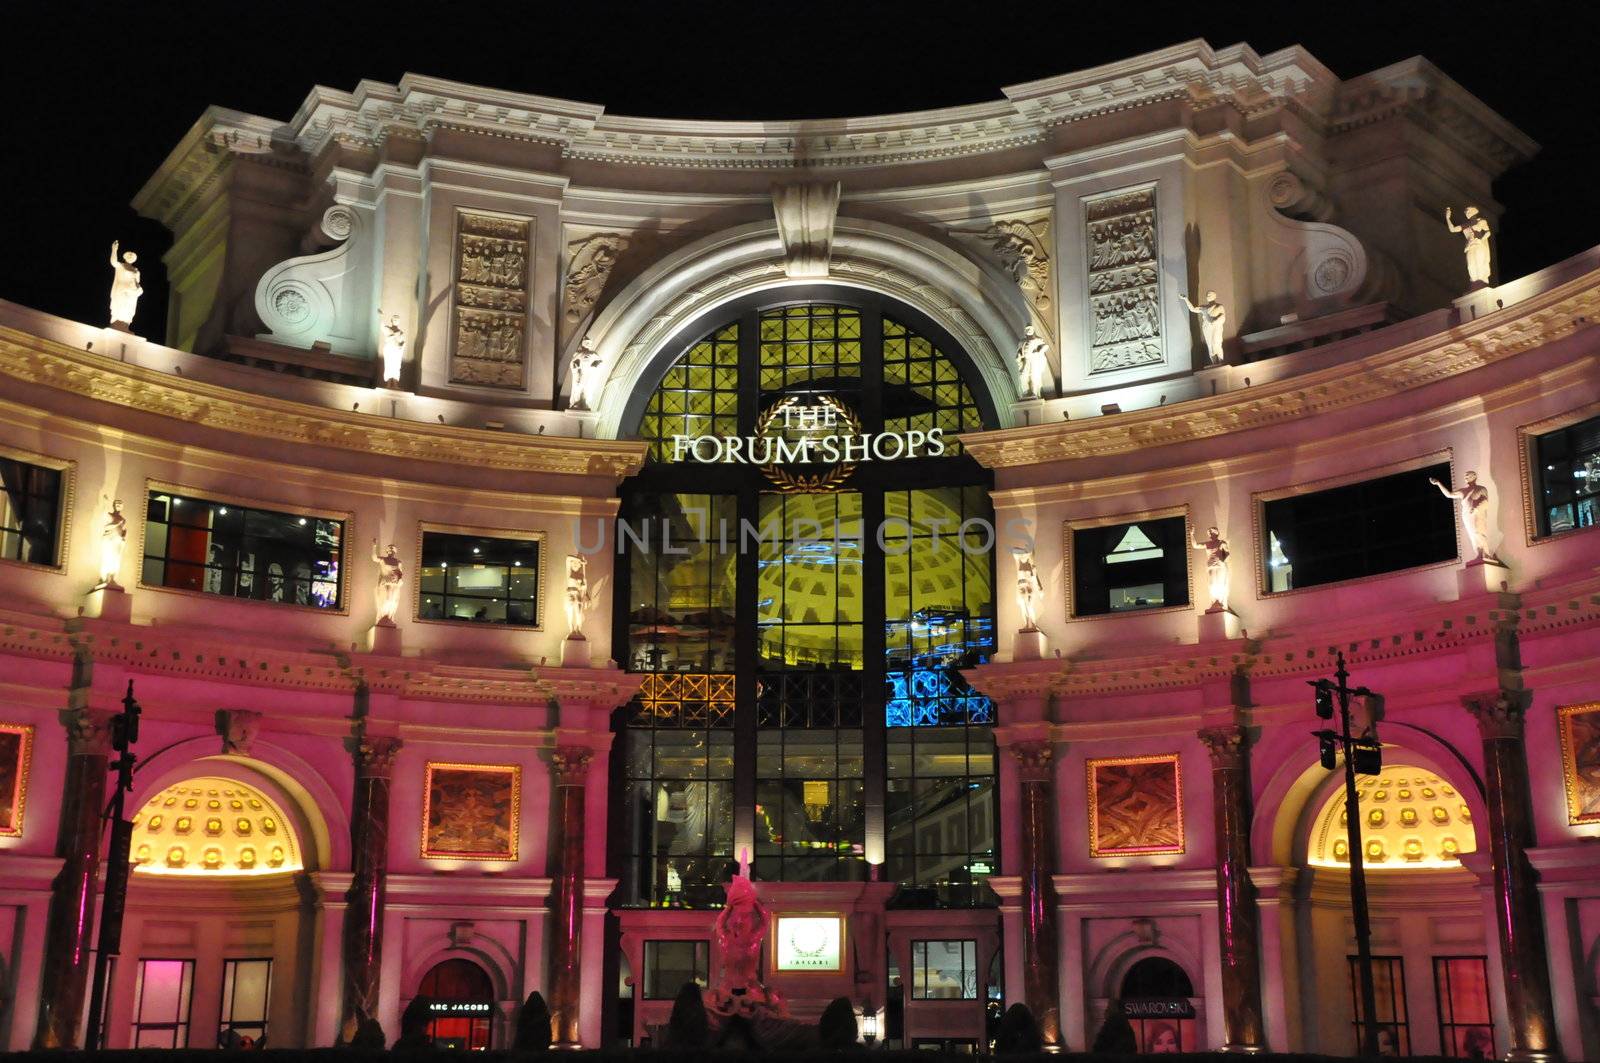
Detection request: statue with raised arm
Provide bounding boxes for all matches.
[568,337,604,411]
[1014,549,1044,632]
[1445,207,1493,287]
[377,312,406,385]
[1181,291,1226,365]
[1016,325,1050,399]
[98,499,128,588]
[108,241,143,328]
[1431,471,1500,562]
[1192,526,1231,611]
[371,540,403,625]
[564,553,590,637]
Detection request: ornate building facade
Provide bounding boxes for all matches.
[0,39,1597,1059]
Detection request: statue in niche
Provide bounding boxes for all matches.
[1431,471,1501,562]
[564,553,590,638]
[377,312,406,385]
[97,498,127,588]
[1181,291,1227,365]
[372,541,404,626]
[1192,526,1231,611]
[568,337,604,411]
[1016,325,1050,399]
[108,241,142,328]
[1014,549,1044,632]
[1445,206,1493,287]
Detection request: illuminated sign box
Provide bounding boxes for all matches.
[774,915,844,972]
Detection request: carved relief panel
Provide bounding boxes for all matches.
[449,211,532,389]
[1084,187,1163,374]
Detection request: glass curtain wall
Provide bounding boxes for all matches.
[616,292,998,905]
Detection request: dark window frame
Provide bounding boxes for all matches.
[131,956,195,1049]
[417,527,544,629]
[140,489,347,610]
[1349,954,1410,1056]
[1530,411,1600,539]
[1260,461,1459,596]
[0,454,67,569]
[1066,510,1191,618]
[641,939,710,1000]
[1433,955,1494,1059]
[910,939,979,1000]
[218,957,272,1045]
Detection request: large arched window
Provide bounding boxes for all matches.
[614,290,1000,907]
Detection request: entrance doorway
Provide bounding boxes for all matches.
[416,959,494,1050]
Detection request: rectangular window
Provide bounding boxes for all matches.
[911,939,978,1000]
[627,494,736,672]
[0,457,63,566]
[418,529,541,626]
[1349,955,1409,1055]
[132,958,194,1048]
[1434,956,1494,1059]
[755,718,866,882]
[642,940,708,999]
[141,491,344,608]
[620,723,734,907]
[1070,514,1189,616]
[1532,413,1600,536]
[219,958,272,1046]
[1264,462,1456,592]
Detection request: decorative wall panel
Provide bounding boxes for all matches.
[0,721,33,837]
[450,212,532,390]
[1084,187,1163,374]
[1558,702,1600,825]
[1086,752,1184,857]
[422,762,522,860]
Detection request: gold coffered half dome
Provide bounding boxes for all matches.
[1309,764,1477,870]
[130,777,302,877]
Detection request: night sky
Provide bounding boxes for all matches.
[2,2,1594,342]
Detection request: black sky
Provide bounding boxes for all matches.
[2,2,1594,342]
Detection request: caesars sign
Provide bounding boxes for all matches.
[670,394,944,491]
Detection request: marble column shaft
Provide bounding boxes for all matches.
[1463,691,1560,1062]
[548,746,591,1047]
[1199,724,1266,1052]
[32,708,114,1049]
[1012,740,1062,1047]
[340,735,401,1025]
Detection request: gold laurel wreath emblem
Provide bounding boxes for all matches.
[756,395,861,493]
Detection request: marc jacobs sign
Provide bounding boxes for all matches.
[670,395,946,492]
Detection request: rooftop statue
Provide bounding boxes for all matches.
[1445,206,1493,287]
[1431,471,1501,563]
[97,498,128,589]
[565,554,591,638]
[108,241,142,328]
[1181,291,1226,365]
[377,313,406,385]
[1014,549,1044,632]
[372,540,404,626]
[1192,526,1231,611]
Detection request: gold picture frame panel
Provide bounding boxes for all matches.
[1086,752,1184,858]
[1558,702,1600,826]
[0,722,35,838]
[420,761,522,861]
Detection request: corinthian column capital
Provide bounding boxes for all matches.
[348,735,403,777]
[59,706,115,757]
[1462,688,1532,740]
[550,745,593,785]
[1198,724,1248,770]
[1009,739,1054,783]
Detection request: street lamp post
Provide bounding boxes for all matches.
[84,680,141,1051]
[1310,652,1384,1057]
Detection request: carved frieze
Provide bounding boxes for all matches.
[984,217,1055,341]
[562,233,629,346]
[450,212,532,390]
[1084,188,1163,374]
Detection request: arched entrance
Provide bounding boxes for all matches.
[1119,956,1196,1054]
[109,772,313,1048]
[415,959,495,1050]
[609,287,1004,1043]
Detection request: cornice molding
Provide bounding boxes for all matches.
[961,266,1600,468]
[0,327,646,480]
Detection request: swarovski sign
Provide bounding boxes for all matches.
[669,395,944,491]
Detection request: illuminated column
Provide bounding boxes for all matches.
[340,734,401,1026]
[1462,691,1561,1062]
[548,745,592,1047]
[1011,739,1062,1048]
[32,706,114,1048]
[1198,724,1266,1053]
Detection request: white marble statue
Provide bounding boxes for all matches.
[377,313,406,384]
[568,337,604,411]
[1013,549,1044,632]
[1181,291,1226,365]
[98,499,128,588]
[1016,325,1049,399]
[1192,526,1231,611]
[108,241,143,328]
[565,553,590,637]
[1431,471,1500,562]
[1445,207,1492,287]
[371,540,404,625]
